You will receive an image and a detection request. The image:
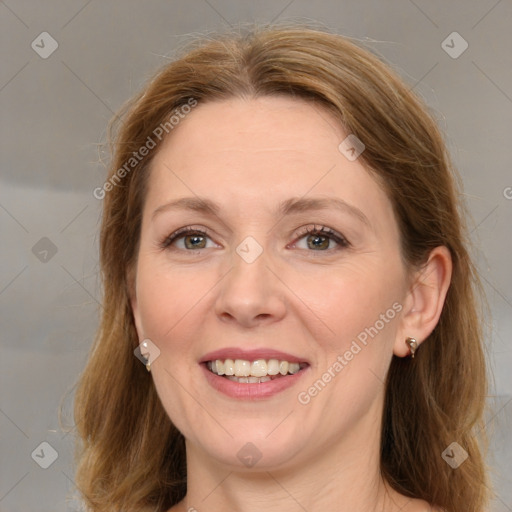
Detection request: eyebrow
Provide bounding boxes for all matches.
[152,196,370,227]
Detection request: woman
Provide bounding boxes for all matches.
[73,25,490,511]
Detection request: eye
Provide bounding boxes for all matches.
[160,224,350,253]
[160,226,216,251]
[292,224,350,251]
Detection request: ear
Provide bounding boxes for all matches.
[394,246,452,357]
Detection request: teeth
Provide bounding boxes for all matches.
[215,360,225,376]
[267,359,280,375]
[208,358,305,379]
[288,362,300,374]
[224,359,234,375]
[234,359,251,377]
[250,359,267,377]
[227,375,272,383]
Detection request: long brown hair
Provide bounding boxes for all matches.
[70,25,490,511]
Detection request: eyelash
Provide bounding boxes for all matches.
[159,224,350,253]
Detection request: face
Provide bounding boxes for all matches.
[131,96,409,471]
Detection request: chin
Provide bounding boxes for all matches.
[205,435,305,472]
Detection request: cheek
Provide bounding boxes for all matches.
[135,257,211,344]
[300,269,402,412]
[298,261,402,353]
[134,260,213,433]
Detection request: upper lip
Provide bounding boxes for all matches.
[199,347,309,364]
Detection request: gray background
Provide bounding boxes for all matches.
[1,1,511,510]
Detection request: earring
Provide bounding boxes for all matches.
[405,337,418,358]
[140,340,151,372]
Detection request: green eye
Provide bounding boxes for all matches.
[293,225,349,251]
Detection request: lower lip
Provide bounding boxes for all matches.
[201,364,309,400]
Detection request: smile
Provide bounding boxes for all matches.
[200,349,310,399]
[206,358,308,383]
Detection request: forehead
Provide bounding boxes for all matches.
[159,96,341,159]
[145,96,396,234]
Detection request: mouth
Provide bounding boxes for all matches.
[204,358,309,383]
[199,349,310,399]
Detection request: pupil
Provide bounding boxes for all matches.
[186,235,205,249]
[308,234,328,250]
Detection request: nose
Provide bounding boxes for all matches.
[214,248,287,328]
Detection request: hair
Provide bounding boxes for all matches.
[70,24,490,511]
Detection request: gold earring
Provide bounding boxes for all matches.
[146,359,151,372]
[405,337,418,358]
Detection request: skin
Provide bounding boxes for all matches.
[130,96,451,512]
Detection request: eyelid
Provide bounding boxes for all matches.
[289,224,350,250]
[160,224,350,251]
[160,225,212,249]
